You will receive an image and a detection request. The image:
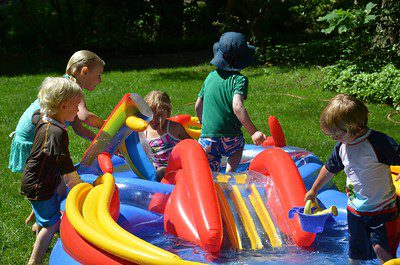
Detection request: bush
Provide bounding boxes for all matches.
[322,62,400,109]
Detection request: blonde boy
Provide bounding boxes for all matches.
[21,77,84,264]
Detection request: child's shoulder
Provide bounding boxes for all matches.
[168,120,188,138]
[368,129,391,140]
[168,120,185,130]
[368,128,398,146]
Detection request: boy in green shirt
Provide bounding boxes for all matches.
[195,32,266,172]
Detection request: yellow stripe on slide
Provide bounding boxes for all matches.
[230,185,263,250]
[214,183,242,250]
[248,184,282,248]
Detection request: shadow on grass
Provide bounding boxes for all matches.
[149,68,211,81]
[0,50,212,77]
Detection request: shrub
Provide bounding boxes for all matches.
[322,62,400,109]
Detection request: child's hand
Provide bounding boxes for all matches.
[304,189,317,203]
[396,173,400,181]
[251,131,266,146]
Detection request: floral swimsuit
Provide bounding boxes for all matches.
[146,121,180,168]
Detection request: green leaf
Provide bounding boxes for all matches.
[322,26,336,34]
[365,2,377,14]
[364,14,376,24]
[338,25,348,34]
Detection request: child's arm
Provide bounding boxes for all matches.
[304,165,334,202]
[195,97,203,124]
[77,100,104,129]
[62,171,83,189]
[170,121,192,140]
[232,94,266,145]
[70,116,97,141]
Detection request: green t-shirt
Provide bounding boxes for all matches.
[198,69,248,137]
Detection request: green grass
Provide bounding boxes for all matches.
[1,63,399,264]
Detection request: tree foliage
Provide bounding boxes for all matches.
[0,0,338,55]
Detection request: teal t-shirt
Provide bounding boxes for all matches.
[198,69,248,137]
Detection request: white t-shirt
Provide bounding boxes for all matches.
[325,128,400,212]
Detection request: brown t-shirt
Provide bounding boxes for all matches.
[21,110,76,201]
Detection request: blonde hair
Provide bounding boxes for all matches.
[320,94,369,137]
[144,90,172,116]
[65,50,105,76]
[38,77,83,116]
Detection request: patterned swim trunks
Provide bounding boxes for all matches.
[198,134,245,171]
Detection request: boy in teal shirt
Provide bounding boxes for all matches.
[195,32,266,172]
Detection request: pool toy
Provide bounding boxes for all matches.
[303,199,338,216]
[78,93,154,179]
[154,139,223,253]
[51,92,399,264]
[62,172,203,265]
[288,200,338,233]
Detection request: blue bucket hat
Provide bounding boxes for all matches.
[210,32,256,72]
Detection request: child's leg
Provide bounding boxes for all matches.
[198,137,222,171]
[156,167,166,182]
[226,148,244,173]
[223,135,245,173]
[25,210,35,224]
[28,220,60,265]
[370,210,400,263]
[31,223,41,236]
[372,243,393,264]
[347,209,376,261]
[26,210,41,236]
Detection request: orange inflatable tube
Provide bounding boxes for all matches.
[249,147,316,247]
[162,139,223,253]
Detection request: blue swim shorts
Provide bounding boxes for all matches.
[347,206,400,260]
[30,193,62,228]
[198,134,245,172]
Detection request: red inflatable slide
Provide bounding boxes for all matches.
[249,147,316,247]
[157,139,223,254]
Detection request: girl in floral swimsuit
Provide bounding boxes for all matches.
[144,90,192,181]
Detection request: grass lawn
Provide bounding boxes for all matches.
[1,60,399,264]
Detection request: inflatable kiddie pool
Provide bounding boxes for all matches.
[50,93,400,265]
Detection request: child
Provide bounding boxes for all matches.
[304,94,400,264]
[9,50,104,231]
[195,31,266,172]
[21,77,84,265]
[9,50,105,173]
[144,90,192,181]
